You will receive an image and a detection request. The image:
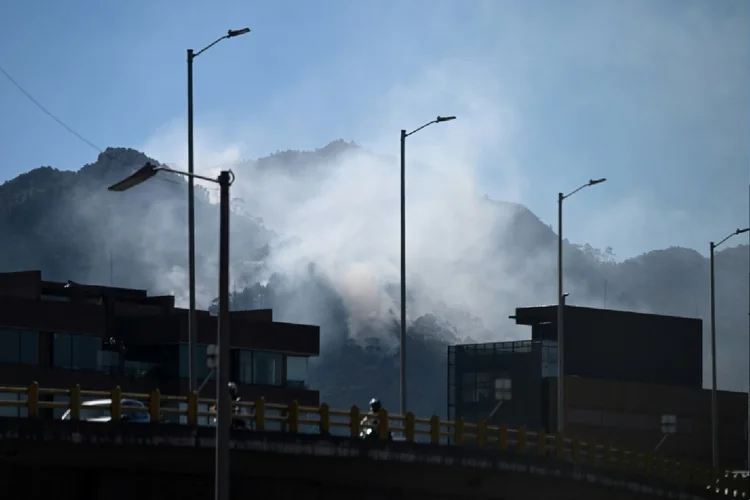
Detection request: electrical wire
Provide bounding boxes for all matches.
[0,62,188,189]
[1,62,266,230]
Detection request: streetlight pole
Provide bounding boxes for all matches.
[186,27,250,393]
[709,227,749,470]
[557,178,606,434]
[400,115,456,417]
[108,162,236,500]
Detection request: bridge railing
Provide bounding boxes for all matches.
[0,382,747,497]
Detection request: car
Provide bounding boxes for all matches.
[60,398,151,423]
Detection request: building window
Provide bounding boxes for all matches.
[495,378,512,401]
[286,356,309,388]
[237,350,253,384]
[541,341,558,378]
[98,350,120,375]
[53,333,101,370]
[179,344,215,382]
[461,373,477,403]
[661,414,677,434]
[0,328,38,365]
[253,352,282,386]
[476,373,492,401]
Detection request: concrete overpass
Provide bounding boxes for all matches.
[0,418,736,500]
[0,383,745,499]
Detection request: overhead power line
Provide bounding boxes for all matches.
[0,62,184,187]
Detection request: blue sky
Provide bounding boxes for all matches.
[0,0,748,259]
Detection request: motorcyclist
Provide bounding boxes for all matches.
[360,397,391,441]
[211,382,247,430]
[228,382,247,430]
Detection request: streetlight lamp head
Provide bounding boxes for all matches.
[227,28,251,38]
[736,227,750,235]
[436,116,457,123]
[589,178,607,186]
[107,162,159,192]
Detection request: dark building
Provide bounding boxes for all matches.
[448,305,745,469]
[0,270,320,423]
[513,305,703,388]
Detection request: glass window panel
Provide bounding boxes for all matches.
[19,330,38,365]
[53,333,72,368]
[286,356,308,388]
[180,344,215,381]
[71,335,102,370]
[253,352,282,386]
[99,350,120,374]
[494,377,512,401]
[461,373,477,403]
[237,350,253,384]
[0,329,20,364]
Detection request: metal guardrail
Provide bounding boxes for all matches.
[0,382,747,497]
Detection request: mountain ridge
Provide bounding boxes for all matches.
[0,143,747,416]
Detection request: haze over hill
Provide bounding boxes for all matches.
[0,144,747,417]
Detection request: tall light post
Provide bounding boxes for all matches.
[709,226,749,470]
[399,115,456,417]
[108,162,235,500]
[186,27,250,393]
[557,178,606,434]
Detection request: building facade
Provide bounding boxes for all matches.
[0,270,320,423]
[449,305,745,469]
[512,305,703,388]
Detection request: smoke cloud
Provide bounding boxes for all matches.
[139,56,580,346]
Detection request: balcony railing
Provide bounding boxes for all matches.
[0,382,746,497]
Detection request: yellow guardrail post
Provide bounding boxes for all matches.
[319,403,330,434]
[537,429,546,456]
[603,443,612,466]
[555,433,564,459]
[588,439,596,465]
[288,401,299,434]
[255,398,265,431]
[405,412,415,442]
[498,424,508,451]
[110,386,122,420]
[187,391,198,425]
[571,435,580,462]
[27,381,39,419]
[454,418,464,446]
[644,452,653,476]
[679,460,689,485]
[518,425,527,453]
[378,409,388,441]
[477,420,487,449]
[149,388,161,423]
[70,385,81,421]
[350,405,360,438]
[430,415,440,444]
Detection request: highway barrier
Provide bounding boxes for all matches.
[0,382,746,497]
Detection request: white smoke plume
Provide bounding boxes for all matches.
[140,56,569,344]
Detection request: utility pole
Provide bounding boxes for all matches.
[556,178,607,433]
[187,48,198,394]
[185,27,250,394]
[399,115,456,416]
